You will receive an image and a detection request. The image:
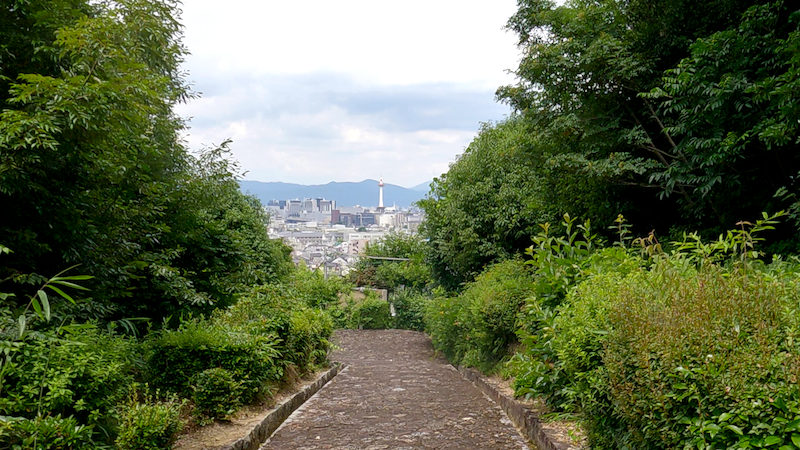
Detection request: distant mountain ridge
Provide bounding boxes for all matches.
[239,179,426,208]
[410,180,433,192]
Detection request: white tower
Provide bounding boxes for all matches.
[378,177,385,210]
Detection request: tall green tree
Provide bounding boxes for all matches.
[643,2,800,224]
[498,0,798,235]
[419,119,573,288]
[0,0,291,323]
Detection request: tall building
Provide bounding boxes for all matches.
[378,177,385,211]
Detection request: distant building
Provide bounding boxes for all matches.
[287,199,302,216]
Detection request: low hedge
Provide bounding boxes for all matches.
[145,320,282,403]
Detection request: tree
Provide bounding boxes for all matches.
[419,119,573,288]
[497,0,797,236]
[643,2,800,226]
[0,0,292,323]
[350,232,430,291]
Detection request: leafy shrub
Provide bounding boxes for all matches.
[213,287,334,371]
[0,325,134,441]
[0,415,95,450]
[426,259,535,371]
[390,288,429,331]
[191,368,241,422]
[424,291,466,362]
[277,268,352,309]
[350,232,430,291]
[601,262,800,448]
[524,214,600,308]
[348,295,392,329]
[511,246,643,407]
[285,307,334,370]
[115,393,184,449]
[512,271,628,407]
[145,320,281,403]
[213,291,293,346]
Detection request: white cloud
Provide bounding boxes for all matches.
[176,1,520,187]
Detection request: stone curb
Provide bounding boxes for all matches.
[219,363,344,450]
[456,366,576,450]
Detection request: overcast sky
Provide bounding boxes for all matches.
[175,1,520,188]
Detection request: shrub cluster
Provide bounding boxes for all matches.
[0,266,345,444]
[425,259,535,371]
[115,393,184,450]
[144,280,337,423]
[601,262,800,448]
[346,295,392,329]
[0,325,135,444]
[0,415,94,450]
[390,288,428,331]
[426,214,800,448]
[145,320,282,403]
[191,368,242,422]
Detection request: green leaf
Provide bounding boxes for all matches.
[44,284,76,304]
[52,274,93,281]
[17,315,26,338]
[764,436,783,446]
[727,424,744,435]
[31,294,42,318]
[49,280,89,291]
[37,289,50,321]
[791,434,800,447]
[718,413,734,423]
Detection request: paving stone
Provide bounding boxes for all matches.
[260,329,529,449]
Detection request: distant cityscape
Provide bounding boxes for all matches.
[265,178,424,276]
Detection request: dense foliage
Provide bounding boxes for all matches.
[425,259,536,371]
[419,119,559,288]
[0,0,292,325]
[417,7,800,444]
[350,231,431,292]
[0,1,334,446]
[420,0,800,287]
[424,213,800,448]
[115,394,184,450]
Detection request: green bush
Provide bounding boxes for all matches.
[348,295,392,329]
[424,291,466,362]
[191,368,241,422]
[511,246,643,409]
[145,320,281,403]
[285,307,334,370]
[0,325,134,442]
[213,288,334,371]
[0,414,95,449]
[115,393,184,449]
[600,262,800,448]
[390,288,429,331]
[425,259,535,371]
[274,268,352,309]
[512,271,627,406]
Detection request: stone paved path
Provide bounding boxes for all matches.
[260,329,530,449]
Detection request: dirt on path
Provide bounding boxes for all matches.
[260,329,530,450]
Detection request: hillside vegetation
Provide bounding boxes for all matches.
[411,1,800,448]
[0,1,350,447]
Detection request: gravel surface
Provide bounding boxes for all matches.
[260,329,530,449]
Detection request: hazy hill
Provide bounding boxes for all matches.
[239,179,426,208]
[410,180,433,192]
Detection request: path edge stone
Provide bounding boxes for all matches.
[456,366,576,450]
[219,363,344,450]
